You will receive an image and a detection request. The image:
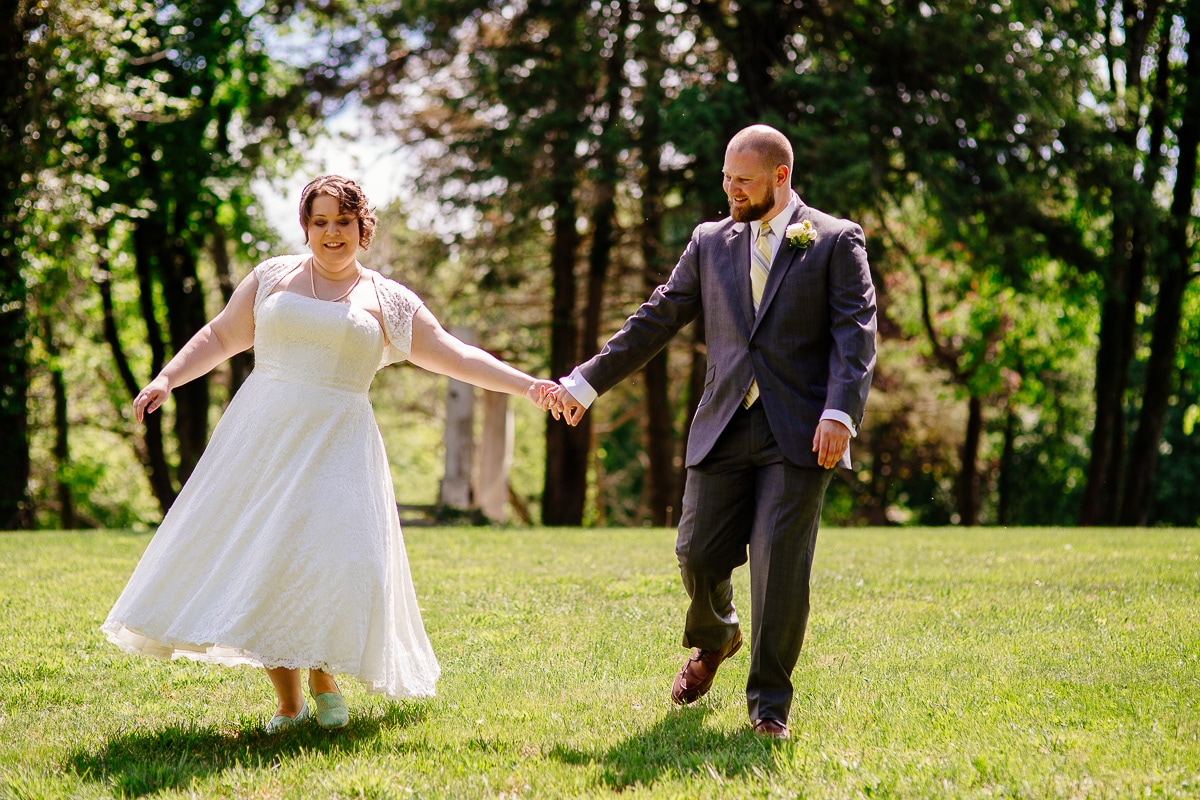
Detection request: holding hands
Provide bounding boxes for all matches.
[526,379,561,409]
[541,383,586,426]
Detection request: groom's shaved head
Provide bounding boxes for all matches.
[728,125,793,177]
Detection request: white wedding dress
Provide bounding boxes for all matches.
[102,255,440,699]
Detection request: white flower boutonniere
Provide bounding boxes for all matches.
[786,220,816,249]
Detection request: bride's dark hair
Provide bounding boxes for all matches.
[298,175,379,249]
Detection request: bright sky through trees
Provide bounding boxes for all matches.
[257,102,415,249]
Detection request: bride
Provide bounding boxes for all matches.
[103,175,555,732]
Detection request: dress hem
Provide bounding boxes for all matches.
[101,622,439,700]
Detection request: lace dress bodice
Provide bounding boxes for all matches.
[255,292,382,395]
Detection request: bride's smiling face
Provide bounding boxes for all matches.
[305,194,361,273]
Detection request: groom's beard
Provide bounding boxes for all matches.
[729,192,777,223]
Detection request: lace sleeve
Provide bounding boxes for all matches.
[253,255,306,313]
[376,276,425,367]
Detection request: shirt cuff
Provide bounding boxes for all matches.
[559,368,598,409]
[821,409,857,437]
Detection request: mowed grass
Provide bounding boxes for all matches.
[0,526,1197,799]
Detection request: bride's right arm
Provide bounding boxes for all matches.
[134,272,260,422]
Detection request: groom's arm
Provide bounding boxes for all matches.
[810,221,877,467]
[572,227,706,391]
[824,221,877,429]
[551,231,706,425]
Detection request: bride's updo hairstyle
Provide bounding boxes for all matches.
[299,175,379,249]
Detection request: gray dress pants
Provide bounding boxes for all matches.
[675,401,833,724]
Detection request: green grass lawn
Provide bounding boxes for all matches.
[0,526,1197,799]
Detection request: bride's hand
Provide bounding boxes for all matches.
[526,379,559,411]
[134,376,171,423]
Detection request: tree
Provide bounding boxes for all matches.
[74,0,313,513]
[4,0,315,526]
[1119,0,1200,525]
[45,0,1179,531]
[0,0,44,528]
[319,0,650,524]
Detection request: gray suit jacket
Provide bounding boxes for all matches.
[578,198,877,469]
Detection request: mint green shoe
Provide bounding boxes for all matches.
[265,699,310,734]
[310,684,349,729]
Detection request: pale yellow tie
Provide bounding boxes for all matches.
[744,224,773,408]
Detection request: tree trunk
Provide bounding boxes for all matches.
[696,0,793,116]
[1077,220,1142,525]
[128,140,212,489]
[41,315,75,528]
[97,257,176,513]
[0,272,30,530]
[636,5,676,527]
[0,3,35,530]
[160,206,211,484]
[1078,7,1165,525]
[579,182,608,527]
[678,136,727,513]
[955,395,983,526]
[997,405,1017,526]
[542,173,588,525]
[210,227,252,395]
[1121,264,1191,526]
[439,376,475,510]
[127,222,178,512]
[1120,5,1200,526]
[643,350,675,526]
[475,390,513,523]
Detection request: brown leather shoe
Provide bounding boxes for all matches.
[670,629,743,705]
[752,718,790,739]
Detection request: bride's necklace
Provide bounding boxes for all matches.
[309,258,361,302]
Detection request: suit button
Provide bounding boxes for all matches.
[749,343,758,352]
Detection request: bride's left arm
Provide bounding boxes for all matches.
[406,305,555,407]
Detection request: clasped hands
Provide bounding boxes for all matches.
[529,382,587,427]
[532,381,849,469]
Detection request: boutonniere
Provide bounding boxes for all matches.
[786,220,816,249]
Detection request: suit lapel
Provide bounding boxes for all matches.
[753,202,810,333]
[726,223,755,328]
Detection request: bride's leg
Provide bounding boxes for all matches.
[265,666,305,718]
[308,667,340,696]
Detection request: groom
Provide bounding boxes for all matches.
[551,124,877,739]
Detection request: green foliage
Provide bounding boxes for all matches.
[11,0,1200,530]
[11,0,317,525]
[865,196,1099,525]
[1,527,1198,797]
[77,0,310,254]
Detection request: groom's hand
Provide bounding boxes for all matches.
[550,383,587,427]
[812,419,850,469]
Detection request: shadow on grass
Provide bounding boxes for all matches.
[549,706,784,791]
[65,702,427,797]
